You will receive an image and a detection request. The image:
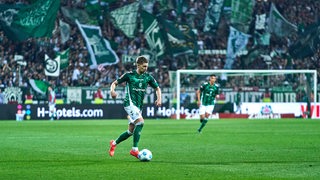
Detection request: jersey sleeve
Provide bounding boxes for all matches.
[148,75,159,89]
[215,84,220,94]
[117,72,129,84]
[199,82,206,92]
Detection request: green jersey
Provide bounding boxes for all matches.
[117,71,159,110]
[199,82,220,106]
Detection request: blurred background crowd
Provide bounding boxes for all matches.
[0,0,319,93]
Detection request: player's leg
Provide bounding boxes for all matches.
[198,105,213,132]
[198,114,207,133]
[116,123,135,144]
[109,116,134,157]
[125,105,144,158]
[49,104,54,120]
[198,105,206,133]
[132,118,144,148]
[53,106,58,119]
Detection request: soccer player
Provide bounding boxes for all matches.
[196,74,220,133]
[109,56,162,158]
[48,86,57,121]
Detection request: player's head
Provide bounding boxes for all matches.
[136,56,149,74]
[209,74,217,84]
[48,86,52,92]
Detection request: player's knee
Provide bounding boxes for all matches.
[135,121,144,126]
[127,130,133,135]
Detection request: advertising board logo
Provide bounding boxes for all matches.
[260,105,273,115]
[16,104,31,121]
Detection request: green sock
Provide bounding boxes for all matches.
[115,130,132,144]
[198,119,208,132]
[133,123,144,147]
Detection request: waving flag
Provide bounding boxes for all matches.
[29,79,50,95]
[141,10,166,59]
[0,0,60,41]
[76,20,119,69]
[267,3,297,37]
[203,0,225,33]
[110,2,140,38]
[45,54,60,77]
[224,26,250,69]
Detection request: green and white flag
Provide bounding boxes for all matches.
[267,3,297,37]
[255,13,266,31]
[60,6,90,24]
[76,20,119,69]
[0,0,60,41]
[289,22,320,59]
[110,2,140,38]
[57,49,69,70]
[203,0,225,33]
[230,0,254,33]
[158,17,198,57]
[224,26,250,69]
[59,20,70,44]
[45,54,60,77]
[254,31,270,46]
[29,79,50,95]
[141,10,166,59]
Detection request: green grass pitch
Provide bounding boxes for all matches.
[1,119,320,180]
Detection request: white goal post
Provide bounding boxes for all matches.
[175,69,318,119]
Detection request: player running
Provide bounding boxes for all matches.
[108,56,162,158]
[197,74,220,133]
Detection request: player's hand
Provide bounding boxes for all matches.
[155,99,162,107]
[197,101,201,107]
[110,91,117,99]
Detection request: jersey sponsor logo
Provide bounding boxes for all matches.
[133,88,146,92]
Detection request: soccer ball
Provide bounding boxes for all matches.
[138,149,152,161]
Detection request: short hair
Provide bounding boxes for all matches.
[136,56,148,65]
[210,74,216,77]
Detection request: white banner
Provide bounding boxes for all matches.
[239,103,320,119]
[44,54,60,77]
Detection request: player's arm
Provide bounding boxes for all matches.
[196,88,201,107]
[110,80,118,99]
[215,84,220,99]
[110,73,128,99]
[155,87,162,107]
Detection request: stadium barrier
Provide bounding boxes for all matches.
[2,102,319,120]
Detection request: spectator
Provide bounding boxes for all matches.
[93,87,104,104]
[0,89,4,104]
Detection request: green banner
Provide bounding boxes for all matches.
[0,0,60,41]
[57,49,70,70]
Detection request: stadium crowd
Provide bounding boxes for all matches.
[0,0,319,94]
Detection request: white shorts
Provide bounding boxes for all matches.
[124,105,142,124]
[199,105,215,115]
[49,103,56,112]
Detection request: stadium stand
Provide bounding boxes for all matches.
[0,0,319,103]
